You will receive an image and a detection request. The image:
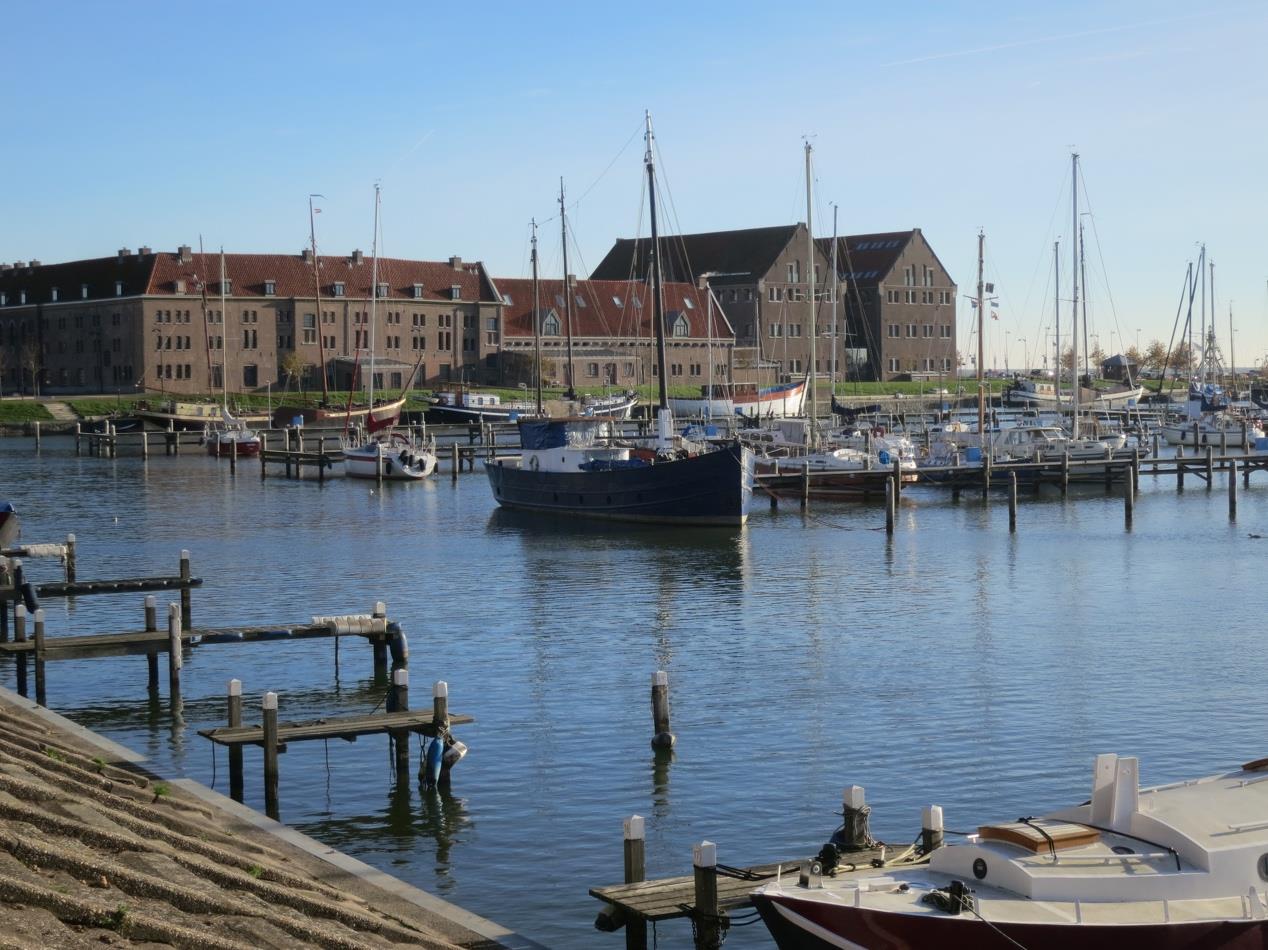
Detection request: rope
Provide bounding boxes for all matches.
[967,901,1030,950]
[1016,817,1058,862]
[209,740,217,790]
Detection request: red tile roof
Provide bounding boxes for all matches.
[0,253,158,304]
[148,251,498,303]
[493,277,733,341]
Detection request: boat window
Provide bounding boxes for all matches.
[612,295,623,307]
[1259,854,1268,881]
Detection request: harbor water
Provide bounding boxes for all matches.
[2,435,1264,948]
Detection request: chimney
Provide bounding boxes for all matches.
[449,256,463,270]
[566,273,576,288]
[117,248,131,262]
[178,244,193,264]
[301,248,312,263]
[351,249,364,265]
[138,245,152,256]
[28,260,40,269]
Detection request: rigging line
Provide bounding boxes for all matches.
[1077,172,1124,343]
[571,119,645,209]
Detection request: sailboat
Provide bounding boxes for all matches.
[483,113,753,525]
[342,186,437,481]
[204,250,262,458]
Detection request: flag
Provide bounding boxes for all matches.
[313,208,322,213]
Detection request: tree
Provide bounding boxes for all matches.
[1142,340,1168,373]
[19,339,41,397]
[280,352,307,394]
[1169,341,1194,376]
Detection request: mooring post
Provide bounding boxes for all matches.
[33,421,40,451]
[167,602,182,703]
[1061,451,1069,495]
[921,804,945,854]
[1104,445,1114,492]
[884,477,895,535]
[1205,445,1214,487]
[390,668,410,773]
[144,594,159,689]
[262,691,280,820]
[1124,463,1135,528]
[800,465,808,510]
[74,422,82,455]
[141,430,149,460]
[1229,457,1238,520]
[372,600,389,681]
[14,605,27,698]
[624,816,648,950]
[318,440,326,483]
[179,549,191,628]
[1221,429,1228,455]
[432,679,449,732]
[1176,445,1185,489]
[64,533,76,583]
[229,435,237,473]
[451,443,459,483]
[841,786,868,849]
[1242,421,1249,451]
[1008,471,1017,532]
[892,457,903,502]
[227,678,244,802]
[32,608,46,707]
[1131,447,1140,493]
[651,670,674,750]
[692,841,722,950]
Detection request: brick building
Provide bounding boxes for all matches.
[0,247,502,395]
[492,276,733,390]
[590,224,957,381]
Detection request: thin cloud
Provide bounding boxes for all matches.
[882,11,1214,67]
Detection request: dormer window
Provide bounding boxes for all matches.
[683,297,695,309]
[115,281,124,296]
[542,311,560,336]
[0,293,6,306]
[264,280,276,296]
[50,287,59,302]
[575,295,586,309]
[333,281,345,297]
[502,293,513,305]
[81,283,89,299]
[450,285,461,301]
[409,283,422,299]
[671,313,689,337]
[612,295,623,307]
[222,279,232,294]
[19,291,26,305]
[377,282,389,298]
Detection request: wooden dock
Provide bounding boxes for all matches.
[200,708,474,749]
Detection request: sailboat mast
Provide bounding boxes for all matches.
[1229,301,1236,394]
[1199,245,1207,383]
[976,229,985,445]
[368,184,380,409]
[1070,152,1080,440]
[805,141,817,445]
[531,219,542,415]
[219,249,229,410]
[1053,241,1060,409]
[198,237,213,394]
[1079,221,1090,380]
[559,179,577,400]
[309,195,329,402]
[1209,257,1216,385]
[645,112,669,411]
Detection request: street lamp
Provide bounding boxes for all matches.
[1018,337,1027,374]
[1005,329,1011,374]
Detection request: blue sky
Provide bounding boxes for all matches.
[3,0,1265,369]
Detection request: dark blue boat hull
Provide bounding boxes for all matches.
[484,443,753,525]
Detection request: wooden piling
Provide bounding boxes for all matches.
[800,465,808,510]
[432,679,449,732]
[317,440,325,483]
[179,550,191,627]
[1061,451,1069,495]
[1152,433,1161,471]
[74,423,82,455]
[64,533,76,583]
[390,669,410,773]
[167,603,182,703]
[451,443,459,483]
[1242,421,1249,452]
[1008,471,1017,533]
[651,671,674,750]
[1229,458,1238,520]
[1221,429,1228,455]
[1124,463,1135,528]
[892,458,902,502]
[1131,448,1140,493]
[1177,446,1185,490]
[371,601,389,681]
[229,435,237,473]
[884,477,895,535]
[33,421,40,450]
[841,786,869,849]
[624,816,648,950]
[922,804,944,854]
[262,692,279,820]
[227,678,244,801]
[32,608,46,707]
[692,841,722,950]
[141,430,149,460]
[144,595,159,689]
[14,605,26,698]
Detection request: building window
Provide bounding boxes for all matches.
[450,285,461,300]
[941,324,952,339]
[80,284,88,299]
[903,266,914,286]
[789,359,802,373]
[243,364,258,387]
[302,313,316,344]
[907,323,917,337]
[671,315,689,337]
[888,324,900,338]
[586,362,599,377]
[744,289,753,302]
[888,357,899,373]
[333,282,345,297]
[923,324,933,338]
[377,282,389,298]
[543,313,560,335]
[115,281,123,296]
[769,323,782,337]
[789,324,802,338]
[413,284,424,299]
[264,280,276,296]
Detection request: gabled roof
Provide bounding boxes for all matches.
[495,277,733,340]
[589,224,801,285]
[148,251,499,303]
[818,230,914,286]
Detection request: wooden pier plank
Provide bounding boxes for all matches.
[198,710,474,747]
[0,621,389,658]
[0,575,204,603]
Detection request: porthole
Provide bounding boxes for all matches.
[1257,854,1268,881]
[1111,845,1135,856]
[972,858,988,880]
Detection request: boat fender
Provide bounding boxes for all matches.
[385,459,393,474]
[421,736,444,787]
[878,450,891,466]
